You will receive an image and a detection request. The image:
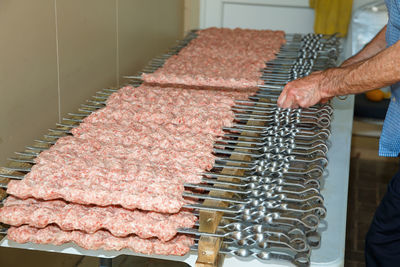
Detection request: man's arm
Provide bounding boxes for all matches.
[341,25,387,67]
[278,38,400,108]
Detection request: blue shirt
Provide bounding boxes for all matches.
[379,0,400,157]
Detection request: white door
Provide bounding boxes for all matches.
[199,0,315,33]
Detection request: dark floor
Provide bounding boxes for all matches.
[344,157,399,267]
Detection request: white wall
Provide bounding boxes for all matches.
[198,0,314,33]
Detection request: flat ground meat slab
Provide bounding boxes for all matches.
[7,225,193,256]
[6,84,250,213]
[142,27,286,88]
[0,197,197,241]
[7,180,186,213]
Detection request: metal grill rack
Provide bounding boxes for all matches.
[179,33,339,267]
[0,31,340,267]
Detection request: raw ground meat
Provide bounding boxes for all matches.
[0,197,196,241]
[7,180,186,213]
[106,85,251,108]
[142,28,286,88]
[7,225,194,256]
[81,104,234,132]
[36,135,217,171]
[6,84,249,212]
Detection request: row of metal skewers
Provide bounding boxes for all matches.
[176,32,339,267]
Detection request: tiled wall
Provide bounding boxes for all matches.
[0,0,184,165]
[183,0,200,34]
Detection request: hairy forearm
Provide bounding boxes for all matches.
[277,26,397,109]
[323,39,400,97]
[341,25,387,67]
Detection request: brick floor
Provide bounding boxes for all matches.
[345,157,399,266]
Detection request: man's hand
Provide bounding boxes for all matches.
[277,71,332,108]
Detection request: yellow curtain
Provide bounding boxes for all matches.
[310,0,353,37]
